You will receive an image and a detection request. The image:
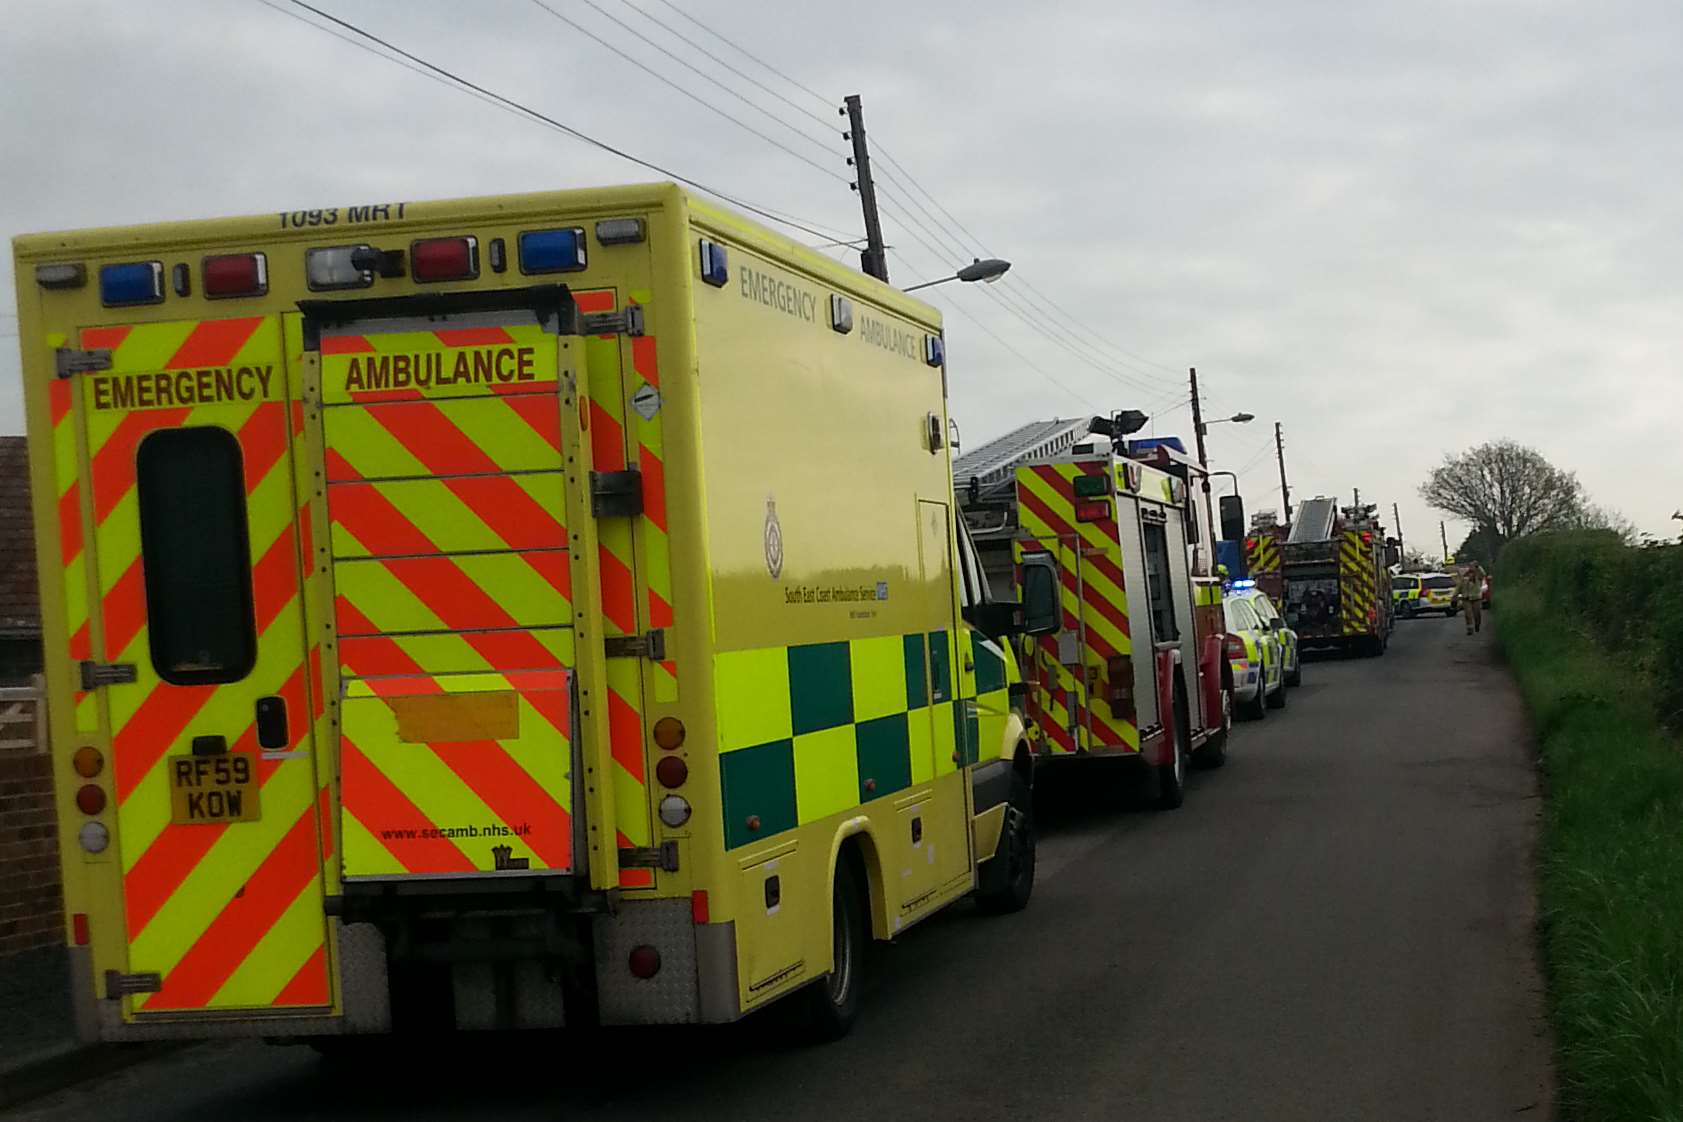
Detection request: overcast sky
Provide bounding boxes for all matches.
[5,0,1681,546]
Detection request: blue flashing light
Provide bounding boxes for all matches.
[698,239,729,287]
[1230,579,1257,591]
[924,334,945,367]
[518,228,587,274]
[98,261,163,308]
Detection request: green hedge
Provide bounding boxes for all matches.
[1501,532,1683,729]
[1500,535,1683,1120]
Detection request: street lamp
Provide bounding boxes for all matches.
[903,257,1012,292]
[1196,411,1255,436]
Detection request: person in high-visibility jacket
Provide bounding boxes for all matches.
[1458,562,1486,634]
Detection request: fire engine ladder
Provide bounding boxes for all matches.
[1287,496,1338,543]
[955,417,1095,541]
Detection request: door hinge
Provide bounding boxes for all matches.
[104,970,162,999]
[603,630,666,661]
[618,841,679,872]
[79,660,137,690]
[55,347,113,379]
[578,304,645,337]
[591,469,644,517]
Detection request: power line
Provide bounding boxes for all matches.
[610,0,839,135]
[642,0,836,111]
[273,1,856,244]
[525,0,848,187]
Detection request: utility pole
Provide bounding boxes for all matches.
[1189,367,1209,470]
[1187,367,1213,570]
[842,95,889,283]
[1440,520,1450,562]
[1274,421,1292,526]
[1392,502,1404,553]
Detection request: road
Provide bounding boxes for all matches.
[8,617,1552,1121]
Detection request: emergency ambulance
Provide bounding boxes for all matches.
[13,183,1059,1044]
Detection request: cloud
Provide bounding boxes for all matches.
[4,0,1681,541]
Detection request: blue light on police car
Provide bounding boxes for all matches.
[924,334,945,367]
[1231,579,1257,590]
[98,262,164,307]
[698,239,729,288]
[519,228,587,274]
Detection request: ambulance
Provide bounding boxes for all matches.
[13,183,1060,1044]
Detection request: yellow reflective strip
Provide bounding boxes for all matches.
[849,634,906,722]
[128,778,316,992]
[209,875,325,1007]
[322,408,430,479]
[715,647,793,751]
[109,322,197,371]
[426,397,557,473]
[341,809,403,877]
[793,725,859,824]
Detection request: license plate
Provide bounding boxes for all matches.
[168,753,261,825]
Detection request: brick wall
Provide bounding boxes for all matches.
[0,692,61,957]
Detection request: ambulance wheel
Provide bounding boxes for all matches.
[794,854,867,1041]
[1155,683,1191,809]
[977,773,1036,914]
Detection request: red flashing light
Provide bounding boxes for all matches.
[1361,531,1373,544]
[75,784,106,816]
[655,755,688,789]
[411,236,479,283]
[203,253,267,299]
[1075,499,1110,523]
[691,890,710,925]
[72,913,90,946]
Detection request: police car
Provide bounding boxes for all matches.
[1417,572,1459,616]
[1391,573,1423,617]
[1223,582,1291,719]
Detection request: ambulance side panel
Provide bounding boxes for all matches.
[685,208,973,1014]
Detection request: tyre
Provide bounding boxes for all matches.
[791,855,868,1041]
[977,773,1036,914]
[1155,684,1191,809]
[1240,663,1267,721]
[1285,654,1302,688]
[1266,673,1287,709]
[1196,688,1231,769]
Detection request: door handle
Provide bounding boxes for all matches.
[255,696,289,750]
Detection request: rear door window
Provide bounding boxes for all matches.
[136,427,256,684]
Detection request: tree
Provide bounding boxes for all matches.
[1455,527,1500,568]
[1400,546,1435,572]
[1560,502,1638,544]
[1419,440,1584,549]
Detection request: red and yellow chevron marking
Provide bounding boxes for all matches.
[320,323,579,879]
[1015,462,1140,753]
[1339,531,1380,636]
[339,671,574,877]
[629,290,678,704]
[577,290,653,889]
[48,372,98,732]
[77,316,329,1013]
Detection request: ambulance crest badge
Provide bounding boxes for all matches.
[764,496,784,578]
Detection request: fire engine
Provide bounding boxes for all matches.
[958,419,1230,806]
[14,183,1060,1044]
[1279,496,1398,655]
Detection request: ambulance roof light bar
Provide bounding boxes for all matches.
[411,237,479,283]
[203,253,268,299]
[98,262,164,307]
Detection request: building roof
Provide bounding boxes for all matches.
[0,437,40,638]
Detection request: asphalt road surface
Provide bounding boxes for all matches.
[9,615,1552,1121]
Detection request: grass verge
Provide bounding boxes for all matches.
[1499,583,1683,1121]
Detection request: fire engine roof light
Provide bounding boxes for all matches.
[519,228,587,274]
[98,262,164,307]
[36,263,87,290]
[411,236,479,283]
[594,218,645,245]
[698,239,729,287]
[203,253,268,299]
[306,245,375,291]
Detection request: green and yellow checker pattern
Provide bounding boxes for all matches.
[715,632,993,851]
